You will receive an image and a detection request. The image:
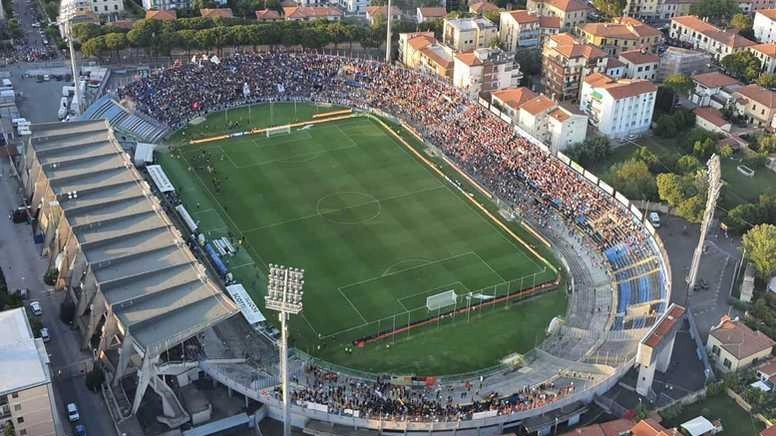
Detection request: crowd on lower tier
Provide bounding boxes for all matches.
[280,364,576,421]
[118,50,655,421]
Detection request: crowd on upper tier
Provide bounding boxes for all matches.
[119,51,647,254]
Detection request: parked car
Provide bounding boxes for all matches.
[29,300,42,316]
[66,403,79,422]
[74,424,87,436]
[649,211,661,228]
[40,327,50,342]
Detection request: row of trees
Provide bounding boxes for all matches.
[76,16,442,57]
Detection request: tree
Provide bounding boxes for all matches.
[592,0,626,17]
[104,32,128,56]
[692,137,716,158]
[720,143,734,158]
[656,172,707,222]
[756,134,776,153]
[721,51,762,82]
[655,114,678,138]
[676,154,701,174]
[690,0,740,21]
[730,13,751,30]
[566,137,611,166]
[610,159,657,200]
[757,73,776,89]
[80,36,106,58]
[742,224,776,278]
[635,146,659,170]
[654,86,676,115]
[4,422,13,436]
[663,74,693,96]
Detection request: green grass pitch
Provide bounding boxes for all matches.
[160,103,566,374]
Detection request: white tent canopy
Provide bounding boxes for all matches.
[680,416,715,436]
[225,284,266,325]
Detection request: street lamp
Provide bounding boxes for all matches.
[265,264,304,436]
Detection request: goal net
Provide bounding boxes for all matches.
[266,125,291,138]
[426,290,457,312]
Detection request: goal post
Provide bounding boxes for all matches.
[426,290,457,312]
[266,124,291,138]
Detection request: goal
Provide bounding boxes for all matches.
[266,125,291,138]
[426,290,457,312]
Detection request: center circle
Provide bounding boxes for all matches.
[316,192,381,224]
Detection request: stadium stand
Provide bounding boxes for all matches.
[80,95,169,143]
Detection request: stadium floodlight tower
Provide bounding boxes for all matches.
[63,20,83,116]
[686,154,722,296]
[265,264,305,436]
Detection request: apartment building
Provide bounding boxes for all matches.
[741,0,776,14]
[604,57,625,78]
[619,49,659,79]
[142,0,188,11]
[443,17,499,51]
[490,87,539,119]
[734,83,776,127]
[499,10,540,50]
[579,17,662,56]
[542,32,608,102]
[526,0,589,33]
[339,0,367,14]
[690,71,742,108]
[749,43,776,73]
[656,0,695,20]
[708,316,775,372]
[417,6,447,22]
[452,48,522,97]
[60,0,121,21]
[579,72,657,138]
[669,15,755,60]
[398,32,455,80]
[469,1,499,14]
[755,9,776,43]
[0,308,57,436]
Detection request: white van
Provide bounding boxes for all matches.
[40,328,50,342]
[649,212,661,228]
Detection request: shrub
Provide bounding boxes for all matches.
[43,268,58,286]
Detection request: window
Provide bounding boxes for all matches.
[712,345,720,355]
[723,358,732,369]
[10,393,17,399]
[19,430,26,436]
[16,417,24,424]
[13,404,20,411]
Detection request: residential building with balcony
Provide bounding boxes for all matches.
[542,32,608,102]
[579,72,657,138]
[619,49,659,79]
[452,48,522,97]
[749,43,776,73]
[443,17,499,51]
[526,0,589,33]
[499,10,540,50]
[0,308,57,436]
[740,0,776,13]
[690,71,742,108]
[339,0,368,14]
[579,17,662,56]
[669,15,755,60]
[142,0,188,12]
[398,32,455,80]
[365,5,401,25]
[490,86,538,120]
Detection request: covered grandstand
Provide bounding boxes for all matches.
[80,95,169,143]
[20,120,238,425]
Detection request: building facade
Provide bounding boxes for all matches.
[707,316,775,372]
[734,83,776,127]
[443,17,499,51]
[542,32,608,102]
[0,308,57,436]
[452,48,522,97]
[618,49,659,80]
[579,72,657,137]
[749,43,776,73]
[690,71,742,108]
[579,17,661,56]
[669,15,755,60]
[499,10,540,50]
[656,46,711,80]
[398,32,455,80]
[755,10,776,43]
[526,0,589,33]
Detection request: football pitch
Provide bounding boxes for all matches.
[161,103,566,374]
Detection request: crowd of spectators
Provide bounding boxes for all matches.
[119,50,657,422]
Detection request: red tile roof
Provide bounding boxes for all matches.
[619,49,659,64]
[548,33,607,59]
[763,425,776,436]
[736,84,776,109]
[507,9,539,24]
[455,51,482,66]
[692,71,741,88]
[200,8,233,18]
[491,87,538,110]
[470,1,500,13]
[366,5,400,17]
[255,9,280,19]
[710,316,776,359]
[543,0,590,12]
[418,6,447,18]
[750,43,776,58]
[643,304,685,348]
[671,15,718,33]
[539,15,561,28]
[283,6,342,18]
[758,357,776,377]
[581,19,661,40]
[584,72,658,99]
[757,8,776,19]
[520,94,556,115]
[145,9,176,20]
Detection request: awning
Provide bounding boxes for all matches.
[680,416,715,436]
[225,284,266,325]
